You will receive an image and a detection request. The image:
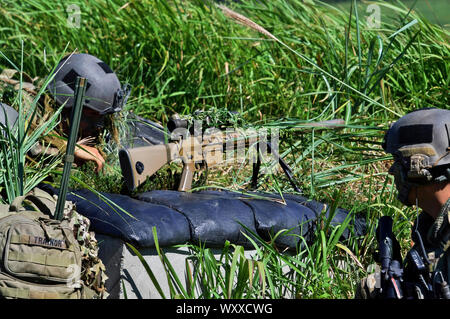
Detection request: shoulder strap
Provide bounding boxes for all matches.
[0,287,80,299]
[10,195,29,212]
[5,188,57,218]
[24,188,58,216]
[0,203,13,219]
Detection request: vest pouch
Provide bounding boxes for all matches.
[0,213,81,285]
[0,272,80,299]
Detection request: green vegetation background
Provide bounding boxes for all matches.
[0,0,448,298]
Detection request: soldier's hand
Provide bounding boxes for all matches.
[74,144,105,173]
[355,273,381,299]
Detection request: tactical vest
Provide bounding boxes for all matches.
[406,199,450,299]
[424,199,450,298]
[356,201,450,299]
[0,188,99,299]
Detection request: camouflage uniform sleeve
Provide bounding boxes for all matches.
[355,273,381,299]
[426,198,450,286]
[28,95,68,157]
[29,136,65,157]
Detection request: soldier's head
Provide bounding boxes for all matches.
[382,108,450,207]
[47,53,130,138]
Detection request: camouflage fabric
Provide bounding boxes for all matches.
[355,272,381,299]
[0,187,108,299]
[356,197,450,299]
[60,199,109,298]
[420,197,450,288]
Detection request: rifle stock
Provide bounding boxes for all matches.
[119,143,180,191]
[120,134,230,192]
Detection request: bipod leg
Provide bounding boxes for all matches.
[251,142,261,189]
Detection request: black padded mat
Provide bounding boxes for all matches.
[39,185,366,249]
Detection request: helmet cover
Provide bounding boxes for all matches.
[0,102,18,133]
[47,53,130,115]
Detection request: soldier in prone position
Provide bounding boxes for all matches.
[357,108,450,299]
[34,53,165,172]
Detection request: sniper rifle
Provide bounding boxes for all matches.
[119,114,345,192]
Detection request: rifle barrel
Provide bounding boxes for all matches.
[289,119,346,131]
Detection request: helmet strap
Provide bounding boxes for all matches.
[390,160,415,206]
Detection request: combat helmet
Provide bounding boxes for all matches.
[0,102,18,134]
[47,53,130,115]
[382,108,450,205]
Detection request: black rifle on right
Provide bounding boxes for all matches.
[375,215,450,299]
[376,216,404,298]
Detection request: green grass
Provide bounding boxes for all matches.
[0,0,448,298]
[324,0,450,29]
